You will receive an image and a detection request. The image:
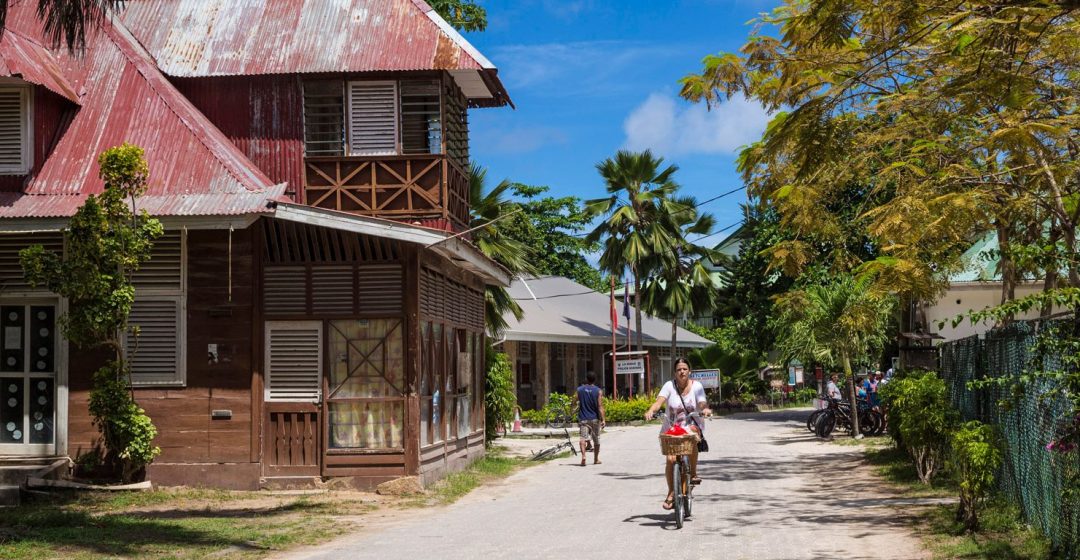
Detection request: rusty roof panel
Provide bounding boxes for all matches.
[118,0,509,105]
[0,6,281,219]
[0,30,80,104]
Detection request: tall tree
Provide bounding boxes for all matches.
[468,164,535,335]
[586,150,680,352]
[428,0,487,32]
[774,274,895,436]
[680,1,1080,310]
[640,195,719,359]
[0,0,121,51]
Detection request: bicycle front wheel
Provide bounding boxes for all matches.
[673,460,685,529]
[683,462,693,519]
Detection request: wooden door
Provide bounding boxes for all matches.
[263,321,322,477]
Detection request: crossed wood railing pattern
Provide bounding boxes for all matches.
[303,155,469,230]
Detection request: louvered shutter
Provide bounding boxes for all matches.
[0,87,28,174]
[356,264,402,314]
[347,81,397,155]
[0,233,62,292]
[127,298,182,385]
[265,322,322,402]
[132,231,183,291]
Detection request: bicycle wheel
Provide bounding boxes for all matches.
[814,410,835,438]
[806,410,824,433]
[672,460,685,529]
[682,459,693,518]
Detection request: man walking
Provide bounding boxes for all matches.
[574,372,605,466]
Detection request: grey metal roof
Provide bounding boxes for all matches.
[503,276,712,347]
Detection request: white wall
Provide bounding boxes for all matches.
[923,281,1046,342]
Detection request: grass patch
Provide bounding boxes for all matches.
[920,497,1054,560]
[424,453,531,505]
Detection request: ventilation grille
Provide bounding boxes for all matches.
[420,267,483,330]
[133,231,183,291]
[312,266,354,314]
[347,81,397,155]
[127,298,181,385]
[303,80,345,156]
[0,87,26,172]
[0,233,62,292]
[358,264,402,314]
[266,323,322,402]
[264,266,307,315]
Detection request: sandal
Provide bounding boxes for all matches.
[691,475,702,485]
[662,497,675,510]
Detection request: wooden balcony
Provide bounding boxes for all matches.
[303,155,469,231]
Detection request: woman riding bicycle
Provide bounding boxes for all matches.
[643,358,712,511]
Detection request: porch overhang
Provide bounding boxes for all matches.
[271,202,511,287]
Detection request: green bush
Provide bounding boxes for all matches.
[949,420,1003,532]
[87,361,160,483]
[602,393,655,423]
[484,352,517,443]
[520,408,547,425]
[794,387,817,403]
[878,370,957,484]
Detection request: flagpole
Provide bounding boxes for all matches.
[623,281,632,397]
[610,276,617,400]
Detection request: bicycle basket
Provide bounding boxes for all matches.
[659,434,697,456]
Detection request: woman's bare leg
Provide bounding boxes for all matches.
[665,455,676,501]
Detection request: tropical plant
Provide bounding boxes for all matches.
[428,0,487,32]
[640,194,719,358]
[687,344,764,398]
[878,371,957,484]
[484,349,516,444]
[773,274,895,436]
[468,163,536,335]
[586,150,681,352]
[949,420,1003,532]
[21,144,163,481]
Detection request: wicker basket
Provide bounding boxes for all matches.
[659,434,697,456]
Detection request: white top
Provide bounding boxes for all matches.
[659,380,706,432]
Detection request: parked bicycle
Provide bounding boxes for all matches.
[531,423,579,461]
[809,396,884,438]
[544,394,575,430]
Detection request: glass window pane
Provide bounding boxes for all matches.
[29,377,53,444]
[0,377,23,443]
[1,306,24,372]
[328,401,404,449]
[30,306,55,373]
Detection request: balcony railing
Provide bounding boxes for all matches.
[303,154,469,231]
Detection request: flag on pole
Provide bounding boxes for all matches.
[623,282,631,321]
[610,281,618,330]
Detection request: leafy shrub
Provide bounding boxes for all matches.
[484,352,517,443]
[603,393,656,423]
[520,408,547,425]
[87,361,160,482]
[949,420,1002,532]
[794,387,817,403]
[878,370,957,484]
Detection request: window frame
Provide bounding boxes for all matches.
[0,81,32,175]
[127,230,187,387]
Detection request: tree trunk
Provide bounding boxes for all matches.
[670,319,677,365]
[842,352,861,437]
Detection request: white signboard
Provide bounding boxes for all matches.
[690,369,719,389]
[615,358,645,375]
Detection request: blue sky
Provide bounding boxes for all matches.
[463,0,775,246]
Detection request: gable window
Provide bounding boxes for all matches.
[0,84,31,175]
[303,78,466,166]
[126,230,186,386]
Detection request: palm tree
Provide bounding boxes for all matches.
[774,274,894,436]
[468,163,536,335]
[1,0,122,51]
[639,195,720,360]
[586,150,680,352]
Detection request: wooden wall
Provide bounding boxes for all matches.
[67,228,259,488]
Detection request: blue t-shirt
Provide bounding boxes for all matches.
[577,384,601,421]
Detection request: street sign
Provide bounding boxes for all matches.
[615,358,645,375]
[690,369,719,389]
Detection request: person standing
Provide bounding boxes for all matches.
[574,372,605,466]
[826,373,842,401]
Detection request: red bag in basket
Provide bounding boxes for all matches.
[664,424,688,436]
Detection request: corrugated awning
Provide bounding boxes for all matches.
[0,29,79,104]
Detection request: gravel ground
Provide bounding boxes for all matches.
[273,409,928,560]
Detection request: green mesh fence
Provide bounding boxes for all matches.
[939,320,1079,558]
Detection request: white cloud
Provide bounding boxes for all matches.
[622,92,771,156]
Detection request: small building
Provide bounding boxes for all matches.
[498,276,711,409]
[0,0,511,489]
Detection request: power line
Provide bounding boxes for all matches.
[572,185,745,239]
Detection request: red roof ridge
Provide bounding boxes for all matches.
[99,14,275,194]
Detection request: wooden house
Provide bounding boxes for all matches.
[0,0,511,490]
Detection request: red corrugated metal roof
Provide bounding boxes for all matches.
[0,30,79,104]
[118,0,510,106]
[0,7,281,219]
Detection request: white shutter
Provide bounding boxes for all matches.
[0,86,27,174]
[133,231,183,291]
[347,81,397,155]
[265,321,322,402]
[128,298,183,385]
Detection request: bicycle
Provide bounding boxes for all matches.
[544,395,575,430]
[531,423,579,461]
[658,411,703,529]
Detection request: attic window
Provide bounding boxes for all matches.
[0,85,31,175]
